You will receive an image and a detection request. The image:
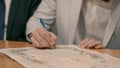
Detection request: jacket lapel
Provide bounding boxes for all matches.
[103,2,120,47]
[68,0,83,44]
[7,0,20,37]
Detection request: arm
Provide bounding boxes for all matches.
[26,0,57,49]
[79,38,105,49]
[26,0,56,35]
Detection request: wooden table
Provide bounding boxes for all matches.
[0,40,120,68]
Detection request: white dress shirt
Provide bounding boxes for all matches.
[74,0,112,44]
[4,0,11,40]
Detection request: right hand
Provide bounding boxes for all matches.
[30,27,57,49]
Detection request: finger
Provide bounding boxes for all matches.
[31,37,41,48]
[37,27,51,44]
[32,31,49,48]
[53,44,57,48]
[37,35,50,48]
[87,41,101,49]
[80,38,90,45]
[95,44,105,49]
[79,38,90,48]
[49,32,57,46]
[81,39,95,49]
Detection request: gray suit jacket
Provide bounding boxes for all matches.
[26,0,120,49]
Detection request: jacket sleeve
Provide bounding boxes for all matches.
[26,0,56,41]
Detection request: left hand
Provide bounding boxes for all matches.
[78,38,105,49]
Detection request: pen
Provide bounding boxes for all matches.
[40,18,46,28]
[40,18,54,49]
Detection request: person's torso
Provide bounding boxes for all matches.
[74,0,113,44]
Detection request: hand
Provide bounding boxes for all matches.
[30,27,57,49]
[79,38,105,49]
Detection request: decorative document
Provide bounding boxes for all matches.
[0,45,120,68]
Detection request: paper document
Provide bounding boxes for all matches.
[0,45,120,68]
